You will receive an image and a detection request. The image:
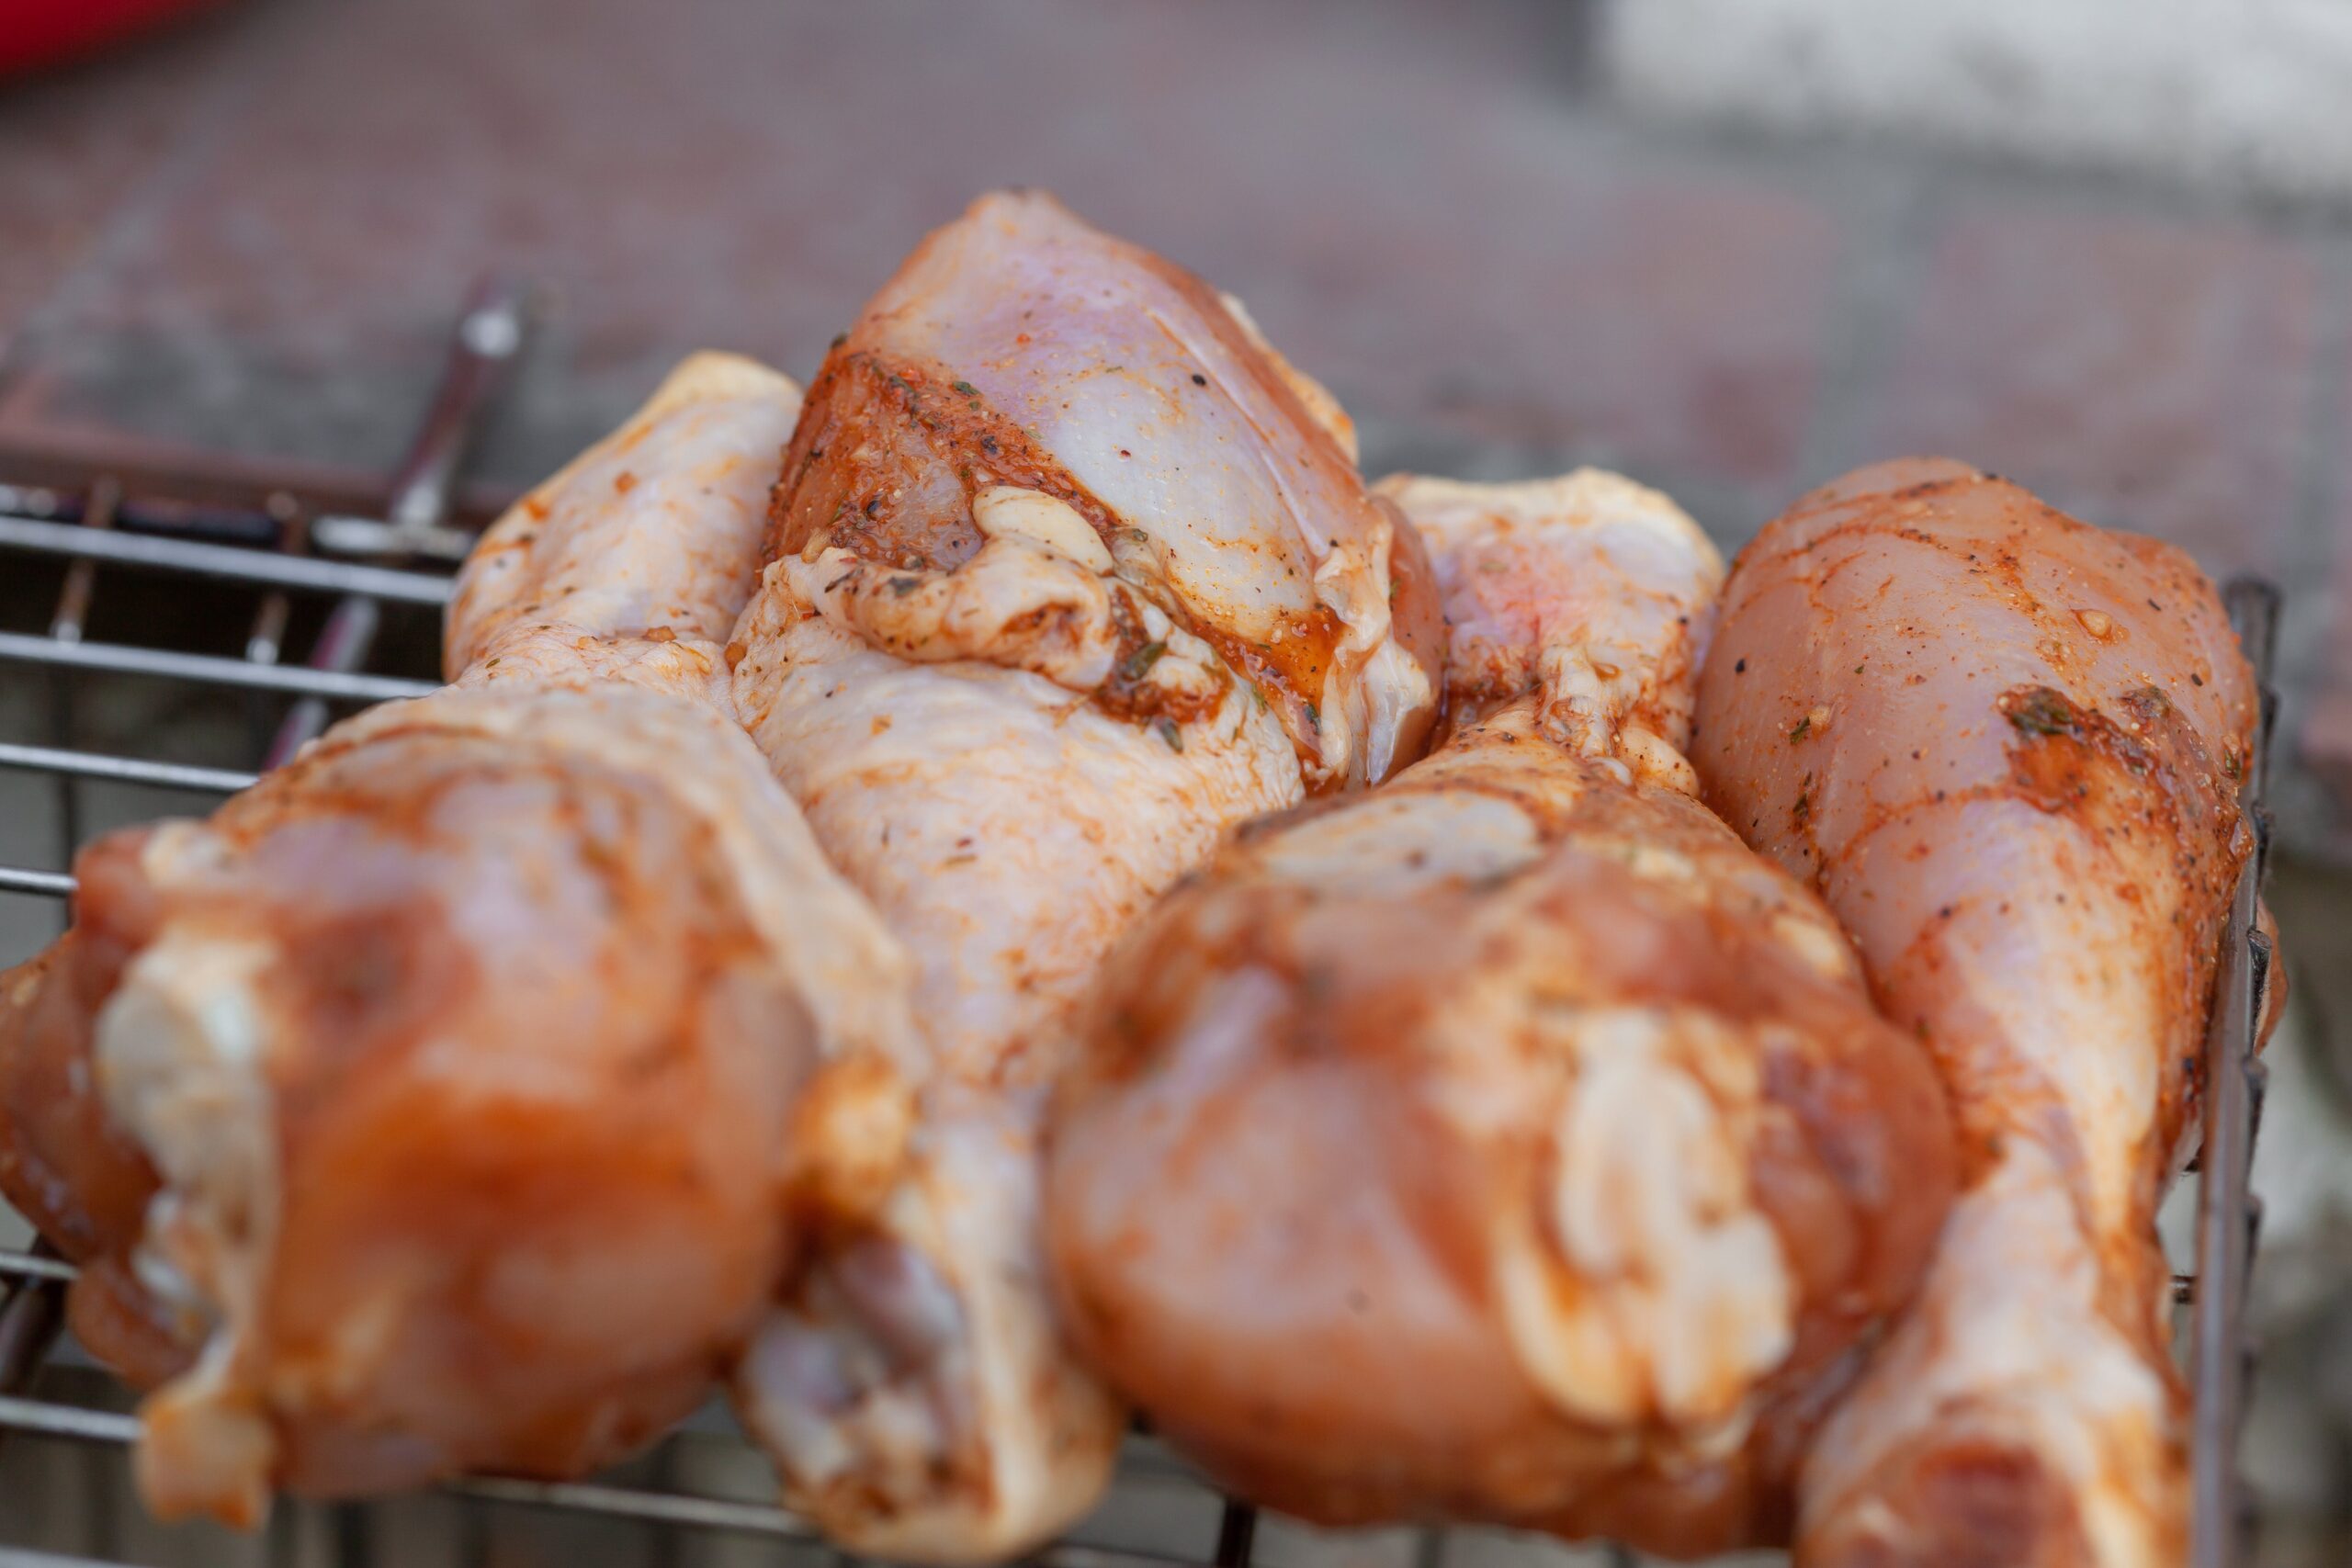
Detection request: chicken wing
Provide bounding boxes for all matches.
[1690,459,2263,1568]
[1044,472,1956,1556]
[725,190,1444,1562]
[0,355,915,1525]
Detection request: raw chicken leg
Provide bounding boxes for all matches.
[1690,459,2263,1568]
[0,355,915,1524]
[726,190,1443,1562]
[1045,471,1957,1556]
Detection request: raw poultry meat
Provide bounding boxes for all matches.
[0,355,916,1525]
[725,189,1444,1562]
[1690,459,2265,1568]
[1045,471,1957,1555]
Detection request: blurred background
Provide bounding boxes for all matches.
[4,0,2352,1563]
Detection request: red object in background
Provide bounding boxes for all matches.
[0,0,221,77]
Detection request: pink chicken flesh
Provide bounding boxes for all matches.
[0,355,915,1525]
[1691,458,2265,1568]
[1046,471,1957,1556]
[724,189,1444,1563]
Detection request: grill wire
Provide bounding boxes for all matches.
[0,293,2278,1568]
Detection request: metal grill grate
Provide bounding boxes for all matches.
[0,291,2279,1568]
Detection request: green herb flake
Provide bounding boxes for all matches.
[1789,714,1813,743]
[1120,641,1169,682]
[2005,688,2076,738]
[1154,716,1184,751]
[951,379,978,397]
[888,576,922,597]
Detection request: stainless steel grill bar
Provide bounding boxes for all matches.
[45,483,118,878]
[0,1253,76,1285]
[0,633,435,704]
[2187,579,2281,1568]
[1029,1548,1230,1568]
[0,514,452,604]
[242,494,306,667]
[0,869,74,898]
[0,1243,69,1412]
[307,515,475,562]
[1212,1503,1257,1568]
[0,437,514,536]
[0,741,254,795]
[46,479,119,649]
[265,277,525,767]
[0,1395,136,1446]
[442,1477,823,1541]
[0,1546,134,1568]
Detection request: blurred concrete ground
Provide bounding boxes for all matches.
[1602,0,2352,201]
[5,1,2352,1562]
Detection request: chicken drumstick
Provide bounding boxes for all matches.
[0,355,912,1524]
[723,189,1445,1563]
[1692,458,2266,1568]
[1045,471,1957,1555]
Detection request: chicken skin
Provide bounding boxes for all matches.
[725,190,1444,1562]
[1045,471,1957,1556]
[1690,459,2264,1568]
[0,355,915,1525]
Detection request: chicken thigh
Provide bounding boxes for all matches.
[0,355,914,1524]
[1045,471,1956,1556]
[1690,459,2263,1568]
[725,190,1443,1562]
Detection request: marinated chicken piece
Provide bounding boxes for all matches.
[1690,459,2264,1568]
[1045,472,1957,1555]
[726,190,1444,1562]
[0,355,916,1525]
